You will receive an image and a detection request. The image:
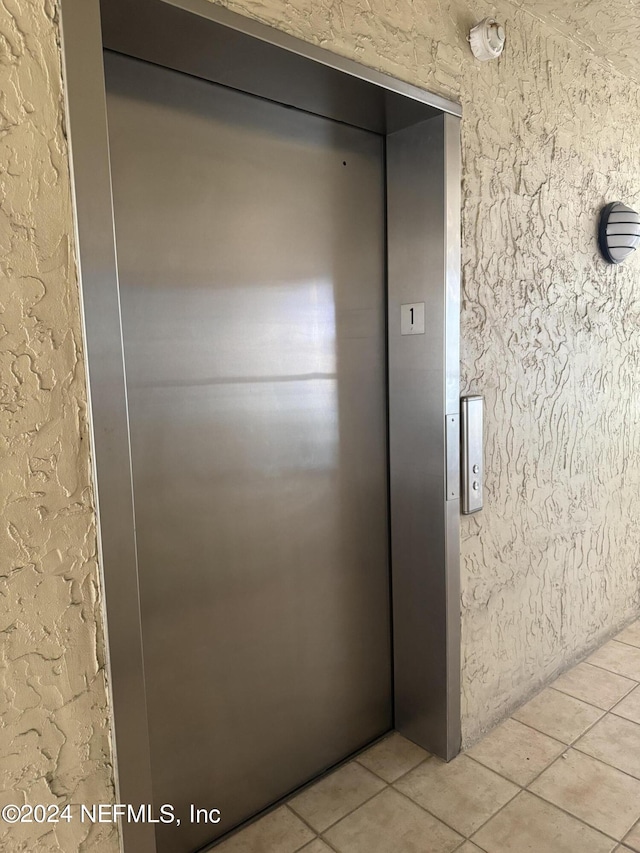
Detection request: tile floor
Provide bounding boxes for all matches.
[217,620,640,852]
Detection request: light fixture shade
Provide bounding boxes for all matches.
[599,201,640,264]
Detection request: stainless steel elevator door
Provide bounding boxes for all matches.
[104,51,391,852]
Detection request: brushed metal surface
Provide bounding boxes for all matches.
[161,0,462,119]
[104,52,391,851]
[57,4,156,852]
[446,414,460,501]
[99,0,461,134]
[443,113,462,760]
[462,396,484,514]
[387,113,461,759]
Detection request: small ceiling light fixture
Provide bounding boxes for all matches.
[598,202,640,264]
[469,18,506,61]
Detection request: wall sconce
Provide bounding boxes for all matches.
[598,202,640,264]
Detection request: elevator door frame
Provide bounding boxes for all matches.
[59,2,462,852]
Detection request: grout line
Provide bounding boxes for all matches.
[452,839,480,853]
[253,629,640,852]
[385,759,510,841]
[293,709,633,853]
[291,835,318,853]
[510,702,606,748]
[383,754,433,786]
[292,701,635,852]
[583,657,640,681]
[610,686,640,713]
[514,703,640,842]
[316,833,341,853]
[466,787,617,852]
[548,683,611,709]
[579,660,639,680]
[457,838,490,853]
[395,699,626,844]
[354,749,432,786]
[482,623,640,749]
[286,804,323,847]
[524,788,627,848]
[559,705,636,754]
[290,751,463,847]
[384,785,470,841]
[218,732,395,848]
[394,759,523,840]
[495,730,573,787]
[545,684,614,713]
[285,802,338,848]
[610,709,640,724]
[551,673,639,710]
[531,739,640,787]
[286,802,319,853]
[463,749,534,784]
[460,722,582,841]
[609,637,640,652]
[622,833,640,852]
[572,736,640,779]
[290,780,390,836]
[527,776,640,844]
[462,785,525,843]
[460,681,640,844]
[506,713,588,748]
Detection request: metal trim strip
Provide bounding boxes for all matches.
[160,0,462,118]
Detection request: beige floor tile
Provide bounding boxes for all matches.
[617,621,640,649]
[394,754,518,837]
[455,845,486,853]
[588,641,640,681]
[576,714,640,779]
[288,761,385,833]
[323,788,462,853]
[529,748,640,839]
[552,662,636,710]
[215,806,315,853]
[511,687,603,743]
[466,717,565,786]
[472,791,615,853]
[299,841,333,853]
[357,732,430,783]
[613,685,640,725]
[623,819,640,851]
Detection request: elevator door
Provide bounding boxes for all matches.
[104,51,391,852]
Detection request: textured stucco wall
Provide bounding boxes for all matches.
[457,12,640,742]
[3,2,640,848]
[510,0,640,85]
[0,1,118,851]
[201,0,640,745]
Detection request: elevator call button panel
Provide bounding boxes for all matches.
[461,395,484,514]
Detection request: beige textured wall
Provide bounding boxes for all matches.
[0,1,118,851]
[457,13,640,742]
[510,0,640,84]
[3,0,640,847]
[203,0,640,744]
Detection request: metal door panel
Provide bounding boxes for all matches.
[104,52,390,851]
